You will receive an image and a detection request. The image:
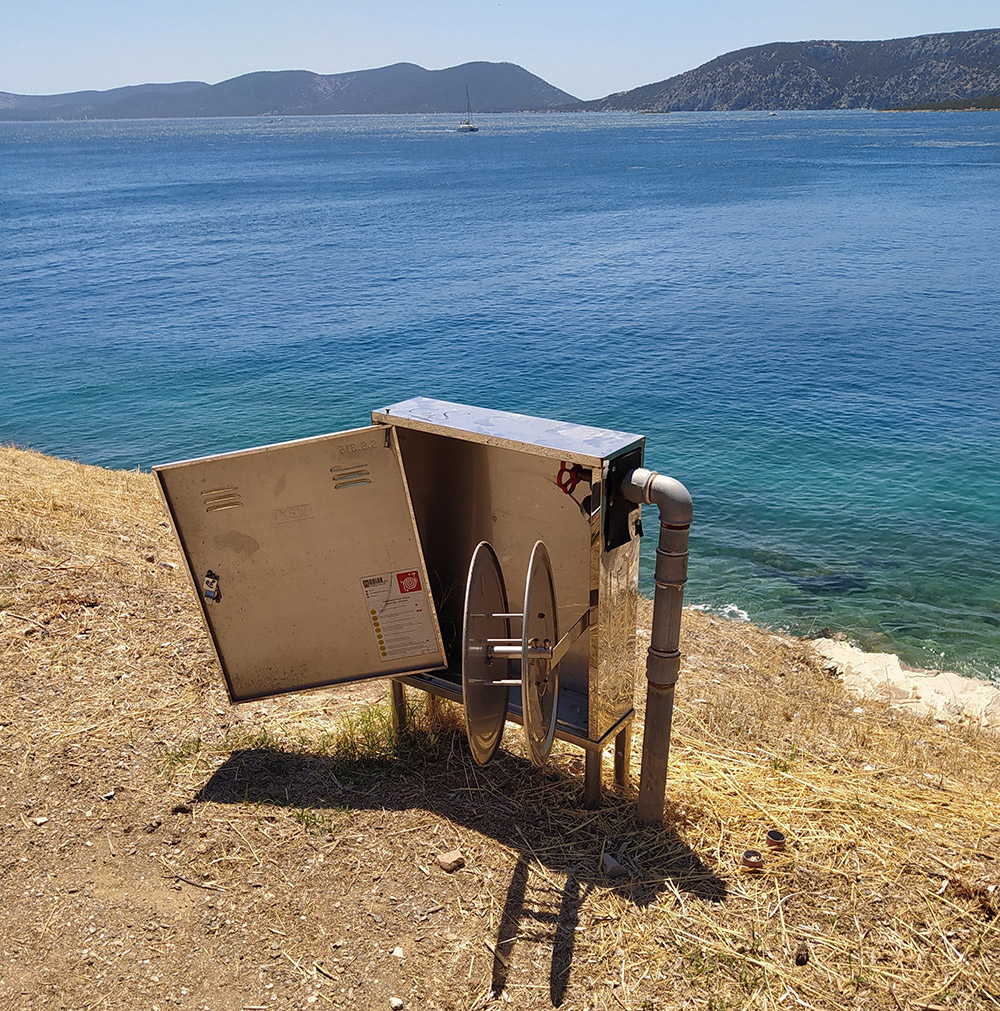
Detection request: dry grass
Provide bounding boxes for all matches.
[1,445,998,1010]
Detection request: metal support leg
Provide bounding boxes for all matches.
[614,723,632,792]
[390,680,407,735]
[426,692,440,722]
[583,749,602,809]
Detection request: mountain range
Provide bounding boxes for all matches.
[2,29,999,120]
[576,29,1000,111]
[0,62,577,120]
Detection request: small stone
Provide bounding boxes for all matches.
[436,849,465,873]
[600,853,628,879]
[102,790,115,800]
[390,998,404,1009]
[33,816,49,826]
[392,946,404,959]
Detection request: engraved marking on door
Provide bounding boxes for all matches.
[275,503,313,524]
[338,438,381,455]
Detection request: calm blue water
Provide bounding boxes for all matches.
[2,113,998,681]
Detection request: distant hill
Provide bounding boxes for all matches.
[574,29,1000,111]
[0,81,209,118]
[0,62,577,120]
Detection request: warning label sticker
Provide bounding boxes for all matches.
[360,570,436,662]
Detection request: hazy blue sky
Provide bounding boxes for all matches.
[4,1,998,99]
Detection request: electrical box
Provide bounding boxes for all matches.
[371,397,644,752]
[155,398,644,778]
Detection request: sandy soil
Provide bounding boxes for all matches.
[2,447,998,1010]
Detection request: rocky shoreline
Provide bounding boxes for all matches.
[812,636,1000,732]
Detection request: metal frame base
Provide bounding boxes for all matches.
[390,672,634,808]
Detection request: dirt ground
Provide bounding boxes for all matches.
[2,448,998,1011]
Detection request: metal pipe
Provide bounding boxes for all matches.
[488,645,553,658]
[621,467,692,824]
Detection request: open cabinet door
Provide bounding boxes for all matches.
[154,426,446,702]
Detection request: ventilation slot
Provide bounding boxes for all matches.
[331,464,372,490]
[201,486,244,512]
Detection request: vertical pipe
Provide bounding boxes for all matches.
[636,683,676,817]
[621,468,692,824]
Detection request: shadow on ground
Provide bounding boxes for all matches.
[193,733,726,1006]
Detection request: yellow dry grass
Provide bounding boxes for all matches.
[1,445,998,1011]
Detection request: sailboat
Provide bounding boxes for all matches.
[457,86,479,133]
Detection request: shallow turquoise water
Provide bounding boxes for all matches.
[2,112,998,679]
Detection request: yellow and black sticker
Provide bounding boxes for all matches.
[360,570,436,661]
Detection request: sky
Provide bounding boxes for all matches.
[3,1,999,101]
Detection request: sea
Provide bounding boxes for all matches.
[2,112,998,682]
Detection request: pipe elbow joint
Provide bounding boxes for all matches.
[622,467,693,526]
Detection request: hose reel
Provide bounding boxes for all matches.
[461,539,561,767]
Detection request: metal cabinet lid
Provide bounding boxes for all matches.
[373,397,643,467]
